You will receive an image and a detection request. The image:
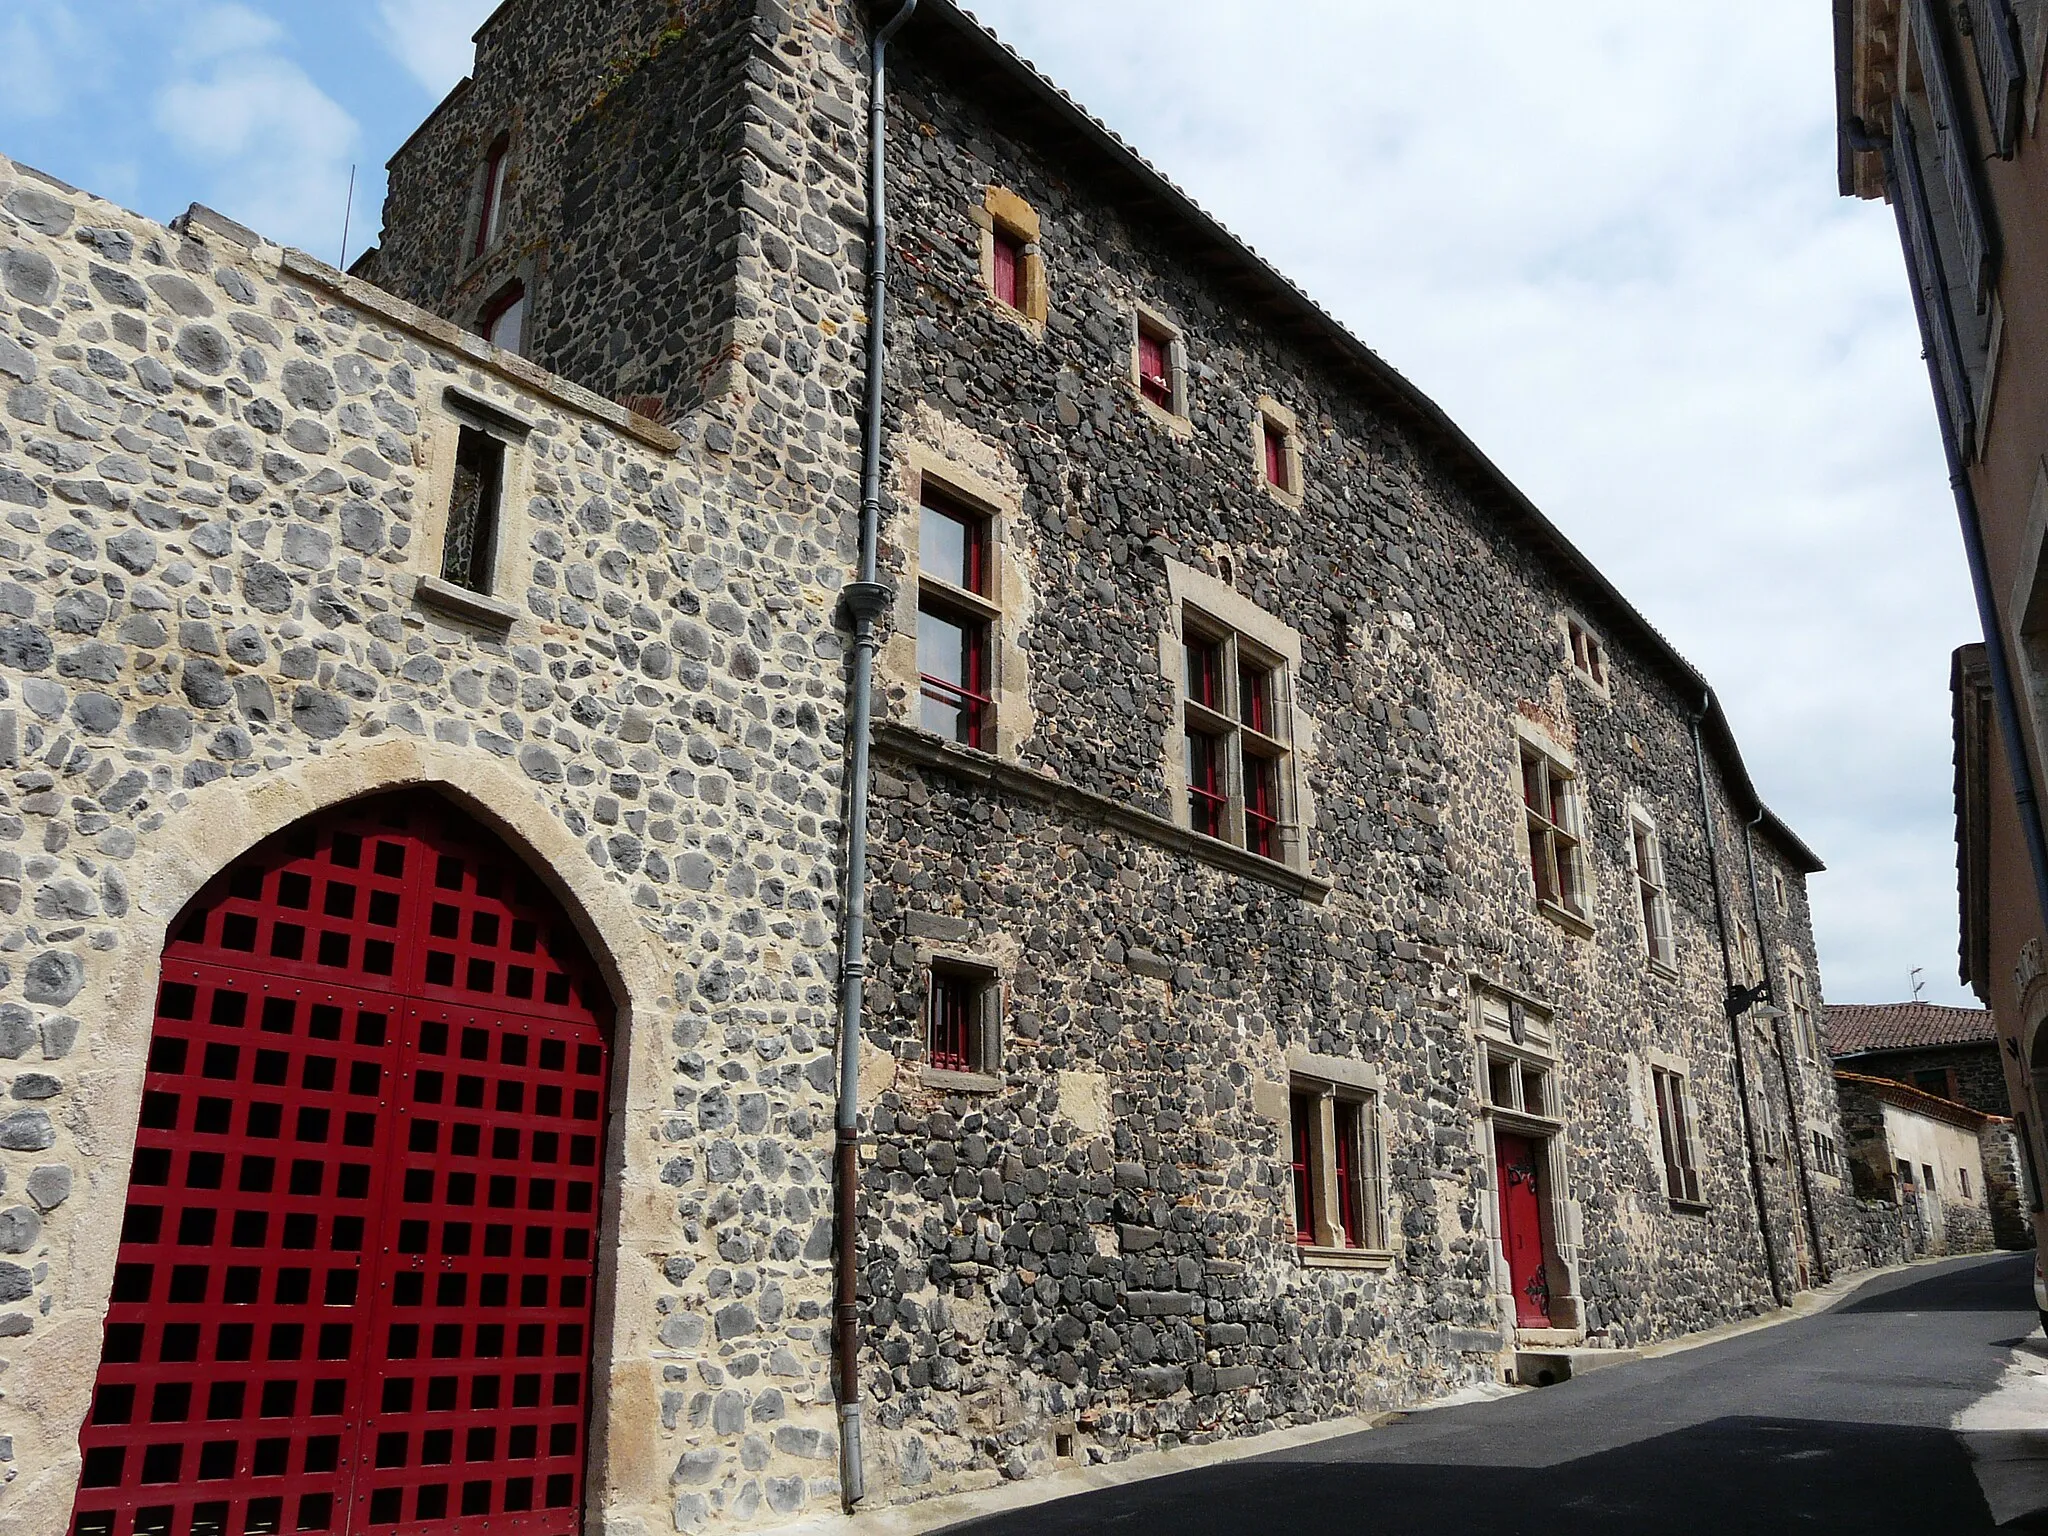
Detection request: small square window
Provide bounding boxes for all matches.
[1263,420,1289,489]
[1136,319,1178,413]
[926,964,998,1076]
[1566,619,1607,689]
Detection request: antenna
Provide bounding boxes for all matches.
[1910,967,1926,1002]
[339,164,357,271]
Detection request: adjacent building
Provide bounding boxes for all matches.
[1828,1000,2011,1113]
[1834,0,2048,1269]
[1834,1069,2025,1252]
[0,3,1895,1533]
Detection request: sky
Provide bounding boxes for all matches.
[0,1,1978,1007]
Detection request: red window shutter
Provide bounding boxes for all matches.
[1289,1096,1316,1244]
[1333,1104,1360,1248]
[1138,331,1171,407]
[991,230,1023,310]
[1263,423,1287,488]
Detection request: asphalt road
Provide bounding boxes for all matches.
[943,1253,2041,1536]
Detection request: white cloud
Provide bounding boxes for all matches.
[171,2,284,66]
[373,0,500,96]
[967,0,1975,1004]
[0,9,90,121]
[153,8,361,256]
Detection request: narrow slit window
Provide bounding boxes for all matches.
[1289,1093,1318,1245]
[475,135,510,258]
[442,427,505,595]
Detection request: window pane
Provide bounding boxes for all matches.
[1244,752,1279,861]
[918,608,969,689]
[1334,1101,1363,1249]
[1186,730,1225,839]
[483,286,525,354]
[1521,754,1545,814]
[1263,422,1287,487]
[1528,818,1557,905]
[1184,635,1223,710]
[920,498,981,592]
[443,427,504,593]
[1239,665,1270,734]
[918,605,988,747]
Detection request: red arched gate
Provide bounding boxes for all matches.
[71,793,615,1536]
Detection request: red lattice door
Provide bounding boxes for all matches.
[72,793,615,1536]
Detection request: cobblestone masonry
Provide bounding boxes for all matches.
[0,0,1880,1530]
[365,0,1871,1519]
[0,153,870,1534]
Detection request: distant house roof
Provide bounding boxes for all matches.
[1834,1069,2006,1133]
[1828,1002,1998,1055]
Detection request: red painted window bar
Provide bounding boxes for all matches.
[71,793,613,1536]
[926,970,978,1074]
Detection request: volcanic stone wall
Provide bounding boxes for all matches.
[0,155,863,1535]
[827,16,1852,1500]
[1843,1042,2012,1116]
[366,0,1859,1519]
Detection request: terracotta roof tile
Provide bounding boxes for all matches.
[1827,1002,1996,1054]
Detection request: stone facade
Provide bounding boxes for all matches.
[375,0,1863,1514]
[0,2,1888,1533]
[0,156,863,1533]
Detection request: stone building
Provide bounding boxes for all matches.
[0,3,1877,1534]
[1833,1070,2024,1253]
[1835,0,2048,1295]
[1828,999,2013,1114]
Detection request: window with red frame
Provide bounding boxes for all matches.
[926,965,994,1075]
[474,135,510,259]
[1262,418,1291,491]
[918,487,994,749]
[1567,619,1607,688]
[1185,728,1226,840]
[1137,323,1174,410]
[1180,611,1293,862]
[991,226,1025,311]
[1287,1083,1379,1253]
[1289,1093,1317,1244]
[479,280,526,357]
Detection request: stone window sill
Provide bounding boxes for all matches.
[1667,1197,1710,1215]
[1135,390,1193,439]
[919,1067,1003,1095]
[1297,1245,1394,1271]
[1648,957,1680,981]
[416,575,519,630]
[1537,899,1594,940]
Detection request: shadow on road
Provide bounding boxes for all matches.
[1836,1253,2031,1315]
[942,1416,1997,1536]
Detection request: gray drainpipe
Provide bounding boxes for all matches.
[1742,811,1828,1284]
[1690,702,1786,1307]
[835,0,918,1512]
[1846,116,2048,963]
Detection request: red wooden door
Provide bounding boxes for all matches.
[72,794,614,1536]
[1495,1131,1552,1328]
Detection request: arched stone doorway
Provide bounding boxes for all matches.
[71,791,616,1536]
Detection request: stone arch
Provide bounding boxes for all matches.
[11,738,672,1536]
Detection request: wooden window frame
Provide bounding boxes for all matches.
[1180,609,1296,864]
[1652,1066,1705,1207]
[1286,1076,1384,1262]
[1566,617,1609,692]
[1631,817,1675,972]
[1784,964,1816,1060]
[916,485,998,752]
[1520,745,1588,927]
[474,133,511,260]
